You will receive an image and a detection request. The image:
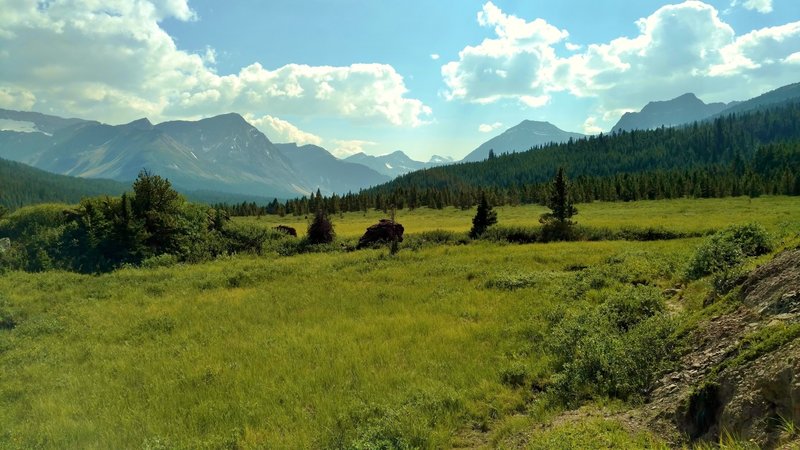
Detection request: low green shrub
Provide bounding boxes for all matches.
[600,285,664,332]
[686,223,773,280]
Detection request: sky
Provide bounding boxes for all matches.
[1,0,799,161]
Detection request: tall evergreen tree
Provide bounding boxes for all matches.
[540,168,577,240]
[469,192,498,239]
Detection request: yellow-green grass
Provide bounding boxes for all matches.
[0,239,693,449]
[2,196,799,448]
[236,196,800,238]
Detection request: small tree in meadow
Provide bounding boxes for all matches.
[307,209,335,244]
[540,167,577,240]
[470,192,497,239]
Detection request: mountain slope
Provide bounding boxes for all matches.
[0,108,90,134]
[4,113,311,199]
[713,81,800,118]
[275,143,390,194]
[0,157,127,209]
[462,120,585,162]
[365,102,800,195]
[611,93,730,133]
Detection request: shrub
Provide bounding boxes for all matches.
[307,210,335,245]
[482,225,540,244]
[686,223,773,280]
[600,285,664,332]
[549,300,676,405]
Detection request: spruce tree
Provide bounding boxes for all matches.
[469,192,497,239]
[540,167,577,240]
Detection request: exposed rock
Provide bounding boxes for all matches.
[356,219,404,249]
[273,225,297,237]
[643,249,800,448]
[0,237,10,253]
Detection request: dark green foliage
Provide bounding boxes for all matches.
[0,171,272,273]
[686,223,773,280]
[540,168,578,241]
[599,286,665,332]
[307,210,335,245]
[0,158,126,210]
[469,193,497,238]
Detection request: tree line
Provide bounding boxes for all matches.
[216,139,800,217]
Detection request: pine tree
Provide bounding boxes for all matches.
[469,192,497,239]
[540,167,577,240]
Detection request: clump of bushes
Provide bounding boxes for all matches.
[0,171,275,273]
[686,223,772,280]
[548,285,676,405]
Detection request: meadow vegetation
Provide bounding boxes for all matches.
[0,195,798,448]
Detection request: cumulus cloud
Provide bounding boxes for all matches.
[442,1,568,107]
[244,114,323,146]
[443,1,800,130]
[330,139,377,158]
[430,53,440,60]
[0,0,431,129]
[478,122,503,132]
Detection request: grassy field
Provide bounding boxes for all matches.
[236,196,800,238]
[1,196,798,449]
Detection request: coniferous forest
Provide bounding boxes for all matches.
[214,104,800,217]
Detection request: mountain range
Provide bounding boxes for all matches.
[0,111,398,199]
[610,82,800,133]
[344,151,453,178]
[2,82,799,206]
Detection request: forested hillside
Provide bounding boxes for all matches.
[227,103,800,216]
[0,158,126,210]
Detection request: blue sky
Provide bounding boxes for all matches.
[1,0,799,160]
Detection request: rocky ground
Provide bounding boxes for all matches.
[642,248,800,448]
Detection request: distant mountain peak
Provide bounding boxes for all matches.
[461,120,585,162]
[122,118,153,130]
[612,92,730,133]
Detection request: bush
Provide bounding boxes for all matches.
[549,311,676,405]
[307,210,335,245]
[686,223,772,280]
[600,285,664,332]
[482,225,540,244]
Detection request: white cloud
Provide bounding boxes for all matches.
[443,1,800,130]
[0,0,431,129]
[741,0,773,14]
[478,122,503,132]
[565,42,582,51]
[430,53,440,60]
[244,114,323,146]
[442,1,568,107]
[330,139,377,158]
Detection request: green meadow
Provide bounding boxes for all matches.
[1,196,798,449]
[237,196,800,238]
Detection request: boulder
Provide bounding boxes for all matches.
[357,219,404,249]
[274,225,297,237]
[0,237,10,253]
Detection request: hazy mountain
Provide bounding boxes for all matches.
[461,120,585,162]
[344,150,433,178]
[428,154,454,165]
[275,143,390,194]
[0,108,90,134]
[712,82,800,118]
[0,112,313,199]
[611,93,730,133]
